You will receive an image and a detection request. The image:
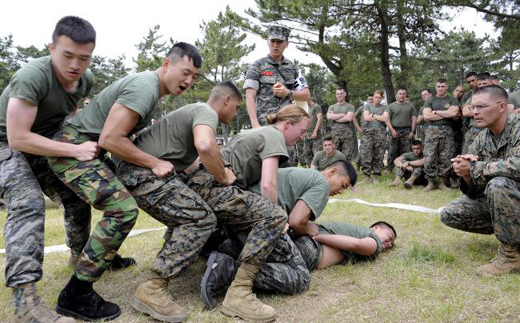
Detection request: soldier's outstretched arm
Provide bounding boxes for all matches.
[99,102,173,177]
[245,88,260,128]
[314,234,377,257]
[6,97,98,160]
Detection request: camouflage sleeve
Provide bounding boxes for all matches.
[243,60,261,91]
[467,125,520,196]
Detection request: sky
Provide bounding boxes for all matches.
[0,0,497,69]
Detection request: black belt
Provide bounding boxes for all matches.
[427,125,451,129]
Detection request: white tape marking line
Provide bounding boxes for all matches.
[1,199,440,255]
[0,227,165,255]
[328,198,443,214]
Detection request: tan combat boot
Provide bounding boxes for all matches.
[131,275,187,322]
[437,178,449,190]
[403,174,419,189]
[13,283,76,323]
[221,264,276,322]
[389,176,402,187]
[476,243,520,276]
[424,179,436,192]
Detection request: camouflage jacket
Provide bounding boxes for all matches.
[463,114,520,197]
[243,54,300,123]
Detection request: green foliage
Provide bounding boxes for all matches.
[89,55,130,96]
[133,25,171,73]
[0,34,16,92]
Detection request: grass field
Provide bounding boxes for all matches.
[1,174,519,322]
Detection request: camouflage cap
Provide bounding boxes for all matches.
[268,25,290,40]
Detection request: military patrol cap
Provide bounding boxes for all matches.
[268,25,290,41]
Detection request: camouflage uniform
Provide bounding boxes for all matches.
[462,127,483,154]
[329,125,355,162]
[187,169,287,267]
[116,162,216,278]
[423,126,454,179]
[48,125,139,282]
[360,127,387,176]
[441,115,520,246]
[1,132,91,287]
[243,44,307,166]
[386,127,412,172]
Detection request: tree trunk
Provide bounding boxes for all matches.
[376,3,395,103]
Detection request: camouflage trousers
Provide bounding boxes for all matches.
[187,169,287,266]
[359,127,386,176]
[217,231,315,295]
[441,177,520,246]
[386,127,412,171]
[462,127,483,154]
[331,125,356,162]
[48,125,139,282]
[301,135,321,168]
[395,166,427,185]
[1,135,91,287]
[117,162,216,279]
[423,126,454,180]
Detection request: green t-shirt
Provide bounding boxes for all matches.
[424,95,459,126]
[508,89,520,109]
[363,104,387,128]
[318,222,383,263]
[307,103,322,135]
[311,150,346,171]
[134,103,218,172]
[0,56,93,138]
[461,89,473,105]
[327,102,355,129]
[67,71,160,138]
[465,97,477,127]
[400,152,423,162]
[250,167,330,221]
[220,125,289,189]
[387,101,416,128]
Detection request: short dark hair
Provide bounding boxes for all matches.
[52,16,96,44]
[326,160,357,187]
[322,136,334,144]
[336,87,346,92]
[211,81,242,101]
[397,88,407,93]
[490,74,499,80]
[421,89,432,94]
[370,221,397,239]
[436,78,448,84]
[167,42,202,68]
[412,139,422,146]
[473,85,508,102]
[465,72,477,79]
[367,94,373,98]
[477,73,491,81]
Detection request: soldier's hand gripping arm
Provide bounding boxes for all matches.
[99,102,174,177]
[6,98,99,160]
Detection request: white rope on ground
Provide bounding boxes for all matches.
[0,227,165,255]
[328,198,443,214]
[0,199,440,255]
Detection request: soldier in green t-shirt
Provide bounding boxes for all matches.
[416,89,432,143]
[385,88,416,173]
[422,78,460,191]
[354,94,373,170]
[187,104,309,322]
[311,136,347,171]
[301,98,323,167]
[461,73,492,155]
[327,88,356,161]
[47,43,202,321]
[360,90,389,182]
[0,16,97,323]
[113,82,239,322]
[201,160,361,301]
[389,140,426,189]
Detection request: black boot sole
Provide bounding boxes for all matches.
[56,305,121,322]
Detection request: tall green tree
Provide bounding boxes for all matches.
[195,8,256,135]
[0,35,17,92]
[89,55,130,96]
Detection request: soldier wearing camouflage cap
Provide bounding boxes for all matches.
[244,25,310,165]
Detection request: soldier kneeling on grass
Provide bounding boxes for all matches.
[389,140,427,189]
